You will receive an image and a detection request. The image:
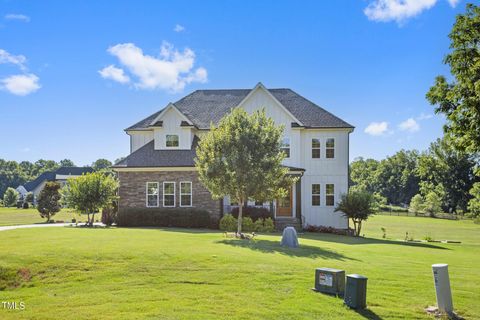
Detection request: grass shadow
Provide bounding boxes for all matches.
[217,239,358,261]
[301,233,449,250]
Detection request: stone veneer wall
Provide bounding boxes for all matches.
[118,170,221,221]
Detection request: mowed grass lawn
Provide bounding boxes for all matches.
[0,215,478,320]
[0,207,85,226]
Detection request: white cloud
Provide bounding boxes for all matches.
[1,74,41,96]
[99,65,130,83]
[364,0,458,23]
[0,49,27,70]
[398,118,420,132]
[365,121,389,136]
[447,0,460,7]
[417,112,433,120]
[4,14,30,22]
[174,24,185,32]
[101,42,207,92]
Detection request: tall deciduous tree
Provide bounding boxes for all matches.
[37,182,62,222]
[59,159,75,167]
[335,191,376,236]
[195,108,296,233]
[92,159,113,171]
[63,172,118,226]
[3,187,19,207]
[427,4,480,154]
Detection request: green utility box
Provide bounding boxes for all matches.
[314,268,345,296]
[344,274,368,309]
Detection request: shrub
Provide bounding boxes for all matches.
[3,188,19,207]
[304,225,351,235]
[253,219,264,232]
[230,206,273,221]
[424,192,442,217]
[101,201,118,226]
[117,208,212,228]
[22,202,29,209]
[409,194,424,214]
[219,214,237,231]
[263,218,275,232]
[241,217,254,232]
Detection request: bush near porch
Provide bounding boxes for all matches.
[230,206,274,221]
[116,208,214,228]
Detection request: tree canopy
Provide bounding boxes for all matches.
[195,108,296,233]
[335,191,376,236]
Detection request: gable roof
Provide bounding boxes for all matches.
[126,87,354,131]
[114,136,200,168]
[23,167,94,192]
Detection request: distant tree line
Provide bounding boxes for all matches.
[0,158,116,199]
[350,137,479,214]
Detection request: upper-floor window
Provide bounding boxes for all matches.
[180,182,192,207]
[166,135,179,147]
[146,182,159,207]
[312,139,321,159]
[254,200,263,206]
[163,182,176,207]
[326,184,335,206]
[326,138,335,159]
[312,184,320,206]
[281,137,290,158]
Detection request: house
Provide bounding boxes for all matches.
[113,83,354,229]
[16,167,94,202]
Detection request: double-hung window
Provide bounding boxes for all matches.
[326,138,335,159]
[281,137,290,158]
[180,182,192,207]
[312,184,320,206]
[166,135,179,147]
[146,182,159,207]
[163,182,176,207]
[326,184,335,206]
[312,139,321,159]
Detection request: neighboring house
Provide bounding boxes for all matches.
[113,83,354,229]
[16,167,94,202]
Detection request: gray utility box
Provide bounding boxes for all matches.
[314,268,345,296]
[344,274,368,309]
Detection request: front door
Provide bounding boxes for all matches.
[276,187,292,217]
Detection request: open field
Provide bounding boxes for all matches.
[0,215,478,319]
[0,207,86,226]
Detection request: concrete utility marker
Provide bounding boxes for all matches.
[0,222,104,232]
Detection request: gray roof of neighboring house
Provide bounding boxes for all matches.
[126,88,354,130]
[23,167,94,192]
[114,137,200,168]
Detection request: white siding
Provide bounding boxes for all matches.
[153,108,193,150]
[130,131,154,153]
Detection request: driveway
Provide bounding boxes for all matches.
[0,222,104,232]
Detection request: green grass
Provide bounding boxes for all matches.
[0,215,478,319]
[0,207,85,226]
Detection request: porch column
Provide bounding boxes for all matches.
[295,178,302,220]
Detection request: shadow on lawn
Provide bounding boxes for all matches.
[354,308,383,320]
[301,233,449,250]
[217,239,358,261]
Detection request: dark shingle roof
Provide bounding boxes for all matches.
[126,88,353,130]
[23,167,94,192]
[113,137,200,168]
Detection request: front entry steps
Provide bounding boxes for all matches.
[275,217,302,232]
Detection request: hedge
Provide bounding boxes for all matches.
[117,208,214,228]
[230,206,273,221]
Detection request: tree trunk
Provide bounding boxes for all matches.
[87,212,90,226]
[46,214,50,223]
[90,212,95,226]
[237,200,243,234]
[352,219,357,236]
[357,220,362,237]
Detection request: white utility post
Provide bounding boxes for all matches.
[432,264,453,315]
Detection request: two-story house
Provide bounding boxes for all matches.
[113,83,354,229]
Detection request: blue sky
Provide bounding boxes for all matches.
[0,0,466,165]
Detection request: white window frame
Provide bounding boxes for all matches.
[165,134,179,148]
[312,138,321,159]
[326,184,335,206]
[281,137,290,158]
[312,184,321,206]
[163,181,176,207]
[326,138,335,159]
[146,182,159,208]
[180,181,192,207]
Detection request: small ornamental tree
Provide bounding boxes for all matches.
[25,192,34,205]
[468,183,480,217]
[409,194,424,214]
[335,191,376,236]
[3,187,19,207]
[195,108,296,233]
[424,192,442,217]
[63,172,118,226]
[37,182,62,222]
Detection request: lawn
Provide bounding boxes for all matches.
[0,207,86,226]
[0,215,478,320]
